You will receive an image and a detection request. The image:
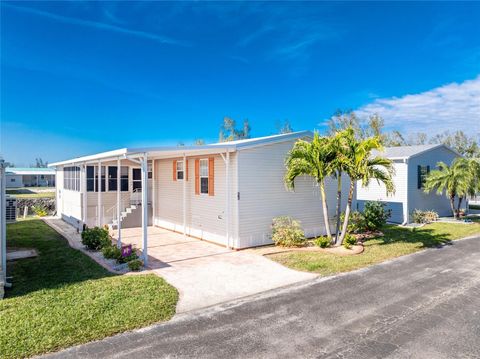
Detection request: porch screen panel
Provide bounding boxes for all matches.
[108,166,117,191]
[121,166,129,191]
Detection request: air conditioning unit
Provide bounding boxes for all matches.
[5,195,16,222]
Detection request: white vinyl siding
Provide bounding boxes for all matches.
[356,160,408,223]
[154,154,238,246]
[236,139,350,248]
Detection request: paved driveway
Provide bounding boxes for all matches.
[45,235,480,359]
[114,227,316,312]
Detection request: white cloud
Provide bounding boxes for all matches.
[356,76,480,135]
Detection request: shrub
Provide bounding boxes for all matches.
[32,204,48,217]
[314,236,331,248]
[271,216,306,247]
[81,227,111,250]
[101,245,122,260]
[412,209,439,224]
[128,259,143,271]
[343,234,357,249]
[117,245,139,264]
[363,201,391,231]
[347,211,368,233]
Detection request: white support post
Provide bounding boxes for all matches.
[97,160,102,226]
[225,151,230,249]
[152,159,156,228]
[141,154,148,266]
[183,153,187,239]
[81,163,87,230]
[116,158,122,248]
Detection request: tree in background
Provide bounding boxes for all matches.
[277,119,293,134]
[34,158,48,168]
[328,110,479,158]
[194,139,205,145]
[218,117,251,142]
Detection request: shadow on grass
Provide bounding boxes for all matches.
[373,225,453,249]
[5,220,114,299]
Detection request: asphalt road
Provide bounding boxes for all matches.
[44,236,480,359]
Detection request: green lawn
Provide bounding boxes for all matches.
[6,189,55,199]
[0,220,178,359]
[269,222,480,276]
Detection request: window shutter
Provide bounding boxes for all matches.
[195,159,200,195]
[208,157,215,196]
[186,159,189,181]
[173,160,177,181]
[417,165,421,189]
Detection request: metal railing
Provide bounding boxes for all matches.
[104,188,142,224]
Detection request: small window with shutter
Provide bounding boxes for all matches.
[200,159,209,194]
[417,165,430,189]
[176,161,184,180]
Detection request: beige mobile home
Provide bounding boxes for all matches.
[50,131,350,257]
[356,144,461,224]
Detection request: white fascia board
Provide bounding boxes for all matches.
[48,148,129,167]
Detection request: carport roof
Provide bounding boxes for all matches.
[49,131,313,167]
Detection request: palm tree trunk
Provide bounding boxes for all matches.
[449,195,457,219]
[457,196,463,218]
[319,180,332,239]
[334,171,342,244]
[338,181,355,245]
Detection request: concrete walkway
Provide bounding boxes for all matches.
[44,218,316,313]
[113,226,317,313]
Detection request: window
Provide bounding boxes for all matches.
[86,166,106,192]
[63,166,80,191]
[107,166,129,192]
[176,160,184,180]
[87,166,95,192]
[417,165,430,189]
[132,168,142,190]
[200,159,209,194]
[10,178,15,182]
[147,161,153,179]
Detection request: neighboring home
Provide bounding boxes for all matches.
[5,168,56,188]
[49,131,350,251]
[356,144,461,224]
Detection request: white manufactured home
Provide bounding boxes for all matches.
[5,168,56,188]
[356,144,461,224]
[50,131,350,258]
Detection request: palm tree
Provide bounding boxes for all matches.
[424,158,474,218]
[285,132,335,239]
[328,130,351,243]
[337,129,395,245]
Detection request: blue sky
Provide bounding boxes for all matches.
[1,1,480,166]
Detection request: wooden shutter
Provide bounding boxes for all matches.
[195,159,200,195]
[173,160,177,181]
[186,159,189,181]
[208,157,215,196]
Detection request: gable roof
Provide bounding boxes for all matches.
[49,131,313,167]
[372,144,460,160]
[6,167,56,175]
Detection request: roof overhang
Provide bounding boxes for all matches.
[48,130,313,168]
